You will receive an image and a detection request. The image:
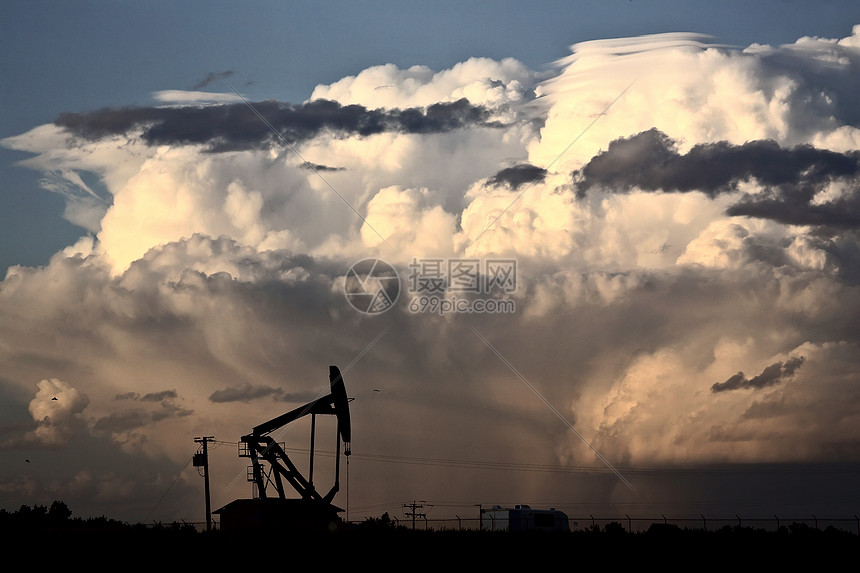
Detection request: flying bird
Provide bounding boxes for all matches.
[52,397,58,400]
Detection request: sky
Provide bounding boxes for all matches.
[2,1,860,527]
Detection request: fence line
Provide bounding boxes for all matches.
[165,515,860,535]
[367,515,860,535]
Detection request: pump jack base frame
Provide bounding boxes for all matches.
[214,498,345,533]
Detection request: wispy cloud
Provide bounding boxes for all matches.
[192,70,235,90]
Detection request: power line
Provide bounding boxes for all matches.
[143,456,193,524]
[235,444,860,478]
[403,500,428,530]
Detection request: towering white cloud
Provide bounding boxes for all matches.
[25,379,89,447]
[309,57,537,111]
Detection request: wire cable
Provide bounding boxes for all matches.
[143,455,193,523]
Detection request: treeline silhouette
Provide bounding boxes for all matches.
[1,500,198,534]
[3,502,856,568]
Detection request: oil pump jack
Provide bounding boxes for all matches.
[215,366,352,532]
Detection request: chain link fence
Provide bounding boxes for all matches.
[350,515,860,535]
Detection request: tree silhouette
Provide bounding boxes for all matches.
[48,500,72,521]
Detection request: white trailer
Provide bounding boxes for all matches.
[481,504,570,532]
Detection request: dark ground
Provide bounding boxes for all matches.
[4,503,856,570]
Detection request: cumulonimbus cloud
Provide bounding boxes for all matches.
[2,27,860,521]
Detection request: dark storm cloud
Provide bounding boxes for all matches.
[53,98,502,152]
[0,419,39,449]
[151,402,192,421]
[487,163,546,189]
[725,192,860,229]
[113,390,178,402]
[141,390,176,402]
[209,382,319,404]
[93,410,151,433]
[711,356,806,393]
[141,390,178,402]
[300,161,345,172]
[575,129,860,229]
[192,70,234,90]
[93,402,191,432]
[96,389,189,431]
[577,129,860,196]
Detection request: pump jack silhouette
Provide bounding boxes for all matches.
[214,366,352,532]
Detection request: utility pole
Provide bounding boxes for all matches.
[193,436,214,532]
[403,500,426,530]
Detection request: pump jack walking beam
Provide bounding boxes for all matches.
[240,366,351,503]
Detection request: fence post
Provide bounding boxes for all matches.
[456,515,461,531]
[701,514,707,531]
[774,514,779,530]
[626,514,631,532]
